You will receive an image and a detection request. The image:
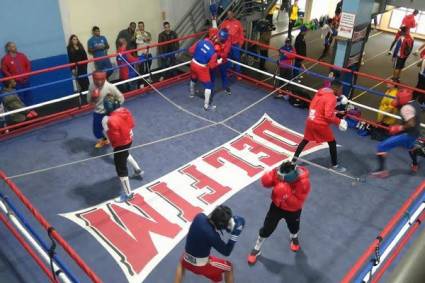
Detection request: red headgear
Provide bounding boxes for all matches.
[209,28,219,42]
[392,88,413,108]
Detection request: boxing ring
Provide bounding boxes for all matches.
[0,30,424,282]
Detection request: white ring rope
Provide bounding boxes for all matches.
[229,59,425,128]
[7,59,361,182]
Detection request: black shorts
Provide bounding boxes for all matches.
[394,57,406,70]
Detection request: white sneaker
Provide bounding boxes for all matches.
[204,104,216,111]
[133,169,144,179]
[115,193,134,203]
[332,164,346,173]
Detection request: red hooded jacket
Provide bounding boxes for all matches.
[220,19,244,46]
[307,87,340,126]
[105,107,135,148]
[261,166,311,212]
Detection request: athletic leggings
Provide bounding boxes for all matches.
[292,139,338,166]
[259,202,302,238]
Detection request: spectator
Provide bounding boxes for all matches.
[87,26,113,78]
[318,19,337,61]
[335,1,343,16]
[293,25,308,80]
[158,22,179,80]
[377,79,399,126]
[414,53,425,109]
[1,42,32,105]
[0,79,37,126]
[116,38,139,92]
[390,27,413,80]
[116,22,137,51]
[135,21,153,75]
[288,0,299,39]
[333,10,341,28]
[275,38,296,99]
[258,25,272,70]
[401,9,419,31]
[220,10,244,76]
[279,39,296,80]
[67,34,90,92]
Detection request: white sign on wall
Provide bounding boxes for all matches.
[338,12,356,39]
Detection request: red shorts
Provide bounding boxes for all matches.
[181,254,232,282]
[304,120,334,142]
[190,60,211,83]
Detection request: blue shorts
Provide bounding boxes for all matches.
[93,112,106,139]
[377,133,417,153]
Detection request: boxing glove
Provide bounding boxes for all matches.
[229,216,245,242]
[388,125,403,135]
[338,119,348,131]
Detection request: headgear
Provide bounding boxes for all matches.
[392,88,413,108]
[277,161,299,183]
[218,28,229,42]
[209,205,232,230]
[103,94,121,115]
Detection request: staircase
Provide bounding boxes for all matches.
[174,0,279,46]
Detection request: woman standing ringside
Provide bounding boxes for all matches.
[67,35,90,92]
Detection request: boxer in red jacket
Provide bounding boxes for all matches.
[247,161,311,264]
[102,94,144,202]
[291,80,348,172]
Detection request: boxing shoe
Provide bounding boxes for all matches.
[332,164,346,173]
[133,169,144,179]
[290,237,300,252]
[247,249,261,265]
[95,138,110,149]
[370,169,389,178]
[204,104,216,111]
[115,193,134,203]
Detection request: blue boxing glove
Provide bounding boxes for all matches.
[210,3,218,17]
[229,216,245,242]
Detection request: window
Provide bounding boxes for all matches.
[388,8,425,35]
[389,8,412,30]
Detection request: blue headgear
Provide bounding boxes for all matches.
[103,95,121,115]
[277,161,299,183]
[218,28,229,43]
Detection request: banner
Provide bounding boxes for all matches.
[62,114,328,282]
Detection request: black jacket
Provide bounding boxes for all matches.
[294,34,306,58]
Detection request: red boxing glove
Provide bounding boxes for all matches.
[91,88,101,102]
[388,125,404,135]
[261,170,275,188]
